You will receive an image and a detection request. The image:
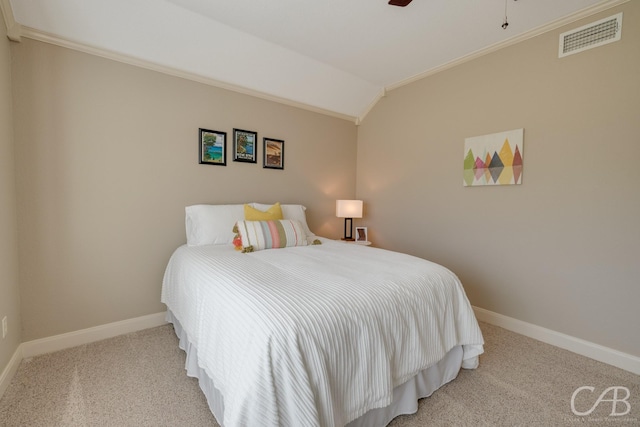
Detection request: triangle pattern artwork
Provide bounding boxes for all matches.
[463,129,524,186]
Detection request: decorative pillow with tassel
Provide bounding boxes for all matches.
[235,219,308,252]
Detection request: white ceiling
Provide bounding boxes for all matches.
[5,0,622,122]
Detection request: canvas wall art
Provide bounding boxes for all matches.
[463,128,524,186]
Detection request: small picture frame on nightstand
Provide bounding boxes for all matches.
[355,227,368,243]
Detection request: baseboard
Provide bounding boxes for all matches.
[473,306,640,375]
[1,312,167,400]
[0,346,22,399]
[4,308,637,401]
[20,311,167,359]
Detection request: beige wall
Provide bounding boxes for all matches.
[4,2,638,365]
[0,9,21,373]
[12,38,357,341]
[357,2,640,356]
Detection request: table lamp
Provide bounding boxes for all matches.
[336,200,363,241]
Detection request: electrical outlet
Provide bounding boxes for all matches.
[2,316,7,339]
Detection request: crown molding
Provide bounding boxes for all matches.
[10,0,628,124]
[355,88,386,126]
[19,25,358,124]
[0,0,21,41]
[385,0,630,93]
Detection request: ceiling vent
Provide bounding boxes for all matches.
[559,12,622,58]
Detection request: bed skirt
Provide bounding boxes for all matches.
[167,310,465,427]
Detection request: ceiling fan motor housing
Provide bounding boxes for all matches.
[388,0,413,7]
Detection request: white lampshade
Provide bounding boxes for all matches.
[336,200,363,218]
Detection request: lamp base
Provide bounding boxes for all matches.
[342,218,354,240]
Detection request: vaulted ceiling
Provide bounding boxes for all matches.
[3,0,624,122]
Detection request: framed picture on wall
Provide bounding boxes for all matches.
[263,138,284,170]
[233,129,257,163]
[199,128,226,166]
[355,227,368,243]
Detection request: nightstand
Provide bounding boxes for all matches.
[346,240,371,246]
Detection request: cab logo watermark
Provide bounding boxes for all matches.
[571,386,631,417]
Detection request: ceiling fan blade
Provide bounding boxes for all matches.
[388,0,413,6]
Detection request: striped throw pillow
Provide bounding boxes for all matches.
[235,220,308,252]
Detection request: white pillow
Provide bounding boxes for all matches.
[250,203,315,238]
[185,204,245,246]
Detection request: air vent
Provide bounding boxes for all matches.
[559,12,622,58]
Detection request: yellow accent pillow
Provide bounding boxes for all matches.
[244,202,283,221]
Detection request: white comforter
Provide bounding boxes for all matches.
[161,238,484,427]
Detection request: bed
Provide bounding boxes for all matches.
[161,204,484,427]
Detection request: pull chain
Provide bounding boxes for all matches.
[502,0,509,29]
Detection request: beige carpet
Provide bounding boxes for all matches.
[1,322,638,426]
